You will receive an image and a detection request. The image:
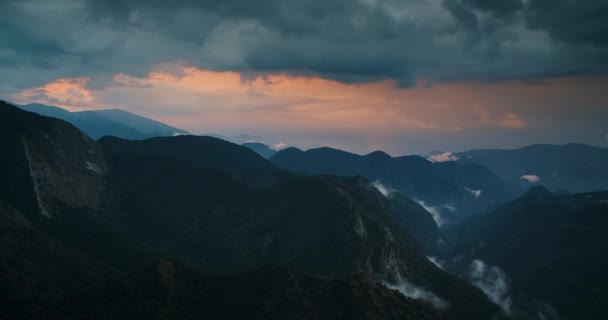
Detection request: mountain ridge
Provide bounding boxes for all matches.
[270,146,512,223]
[17,102,189,140]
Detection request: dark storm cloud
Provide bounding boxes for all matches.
[0,0,607,92]
[445,0,608,46]
[458,0,523,17]
[525,0,608,46]
[443,0,479,29]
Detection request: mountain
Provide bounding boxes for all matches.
[243,142,277,158]
[17,103,189,140]
[0,101,501,319]
[444,186,608,319]
[455,144,608,194]
[0,100,159,302]
[270,147,512,223]
[387,192,445,255]
[100,146,500,319]
[99,135,277,172]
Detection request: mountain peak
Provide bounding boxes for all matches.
[365,150,391,159]
[520,185,554,202]
[275,146,304,154]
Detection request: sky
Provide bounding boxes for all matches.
[2,0,607,155]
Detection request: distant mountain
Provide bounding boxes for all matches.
[455,144,608,193]
[243,142,277,158]
[17,103,189,140]
[0,101,502,320]
[270,147,512,223]
[445,186,608,319]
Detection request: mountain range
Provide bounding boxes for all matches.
[269,147,513,224]
[0,100,502,320]
[3,99,607,320]
[455,144,608,194]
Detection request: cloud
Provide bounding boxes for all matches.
[497,113,528,129]
[520,174,541,183]
[14,78,100,110]
[372,180,395,198]
[524,0,608,46]
[428,152,460,163]
[444,0,524,19]
[469,260,512,314]
[426,256,446,270]
[273,142,288,150]
[535,302,560,320]
[385,280,449,310]
[465,186,483,198]
[1,0,607,95]
[415,199,455,227]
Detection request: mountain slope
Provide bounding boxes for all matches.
[270,147,512,222]
[8,261,446,320]
[456,143,608,193]
[18,103,189,140]
[445,187,608,319]
[0,100,158,301]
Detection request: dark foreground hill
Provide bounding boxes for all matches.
[6,261,445,320]
[0,101,501,320]
[0,101,158,301]
[445,186,608,319]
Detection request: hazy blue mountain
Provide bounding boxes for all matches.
[445,186,608,319]
[242,142,277,158]
[270,147,512,223]
[17,103,189,140]
[455,144,608,194]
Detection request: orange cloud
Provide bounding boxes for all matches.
[497,114,528,129]
[13,78,97,111]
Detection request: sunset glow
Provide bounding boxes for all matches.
[10,66,608,154]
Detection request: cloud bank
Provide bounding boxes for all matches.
[372,180,395,198]
[465,186,483,198]
[2,0,607,91]
[428,152,461,163]
[386,280,449,310]
[415,199,456,227]
[469,260,512,314]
